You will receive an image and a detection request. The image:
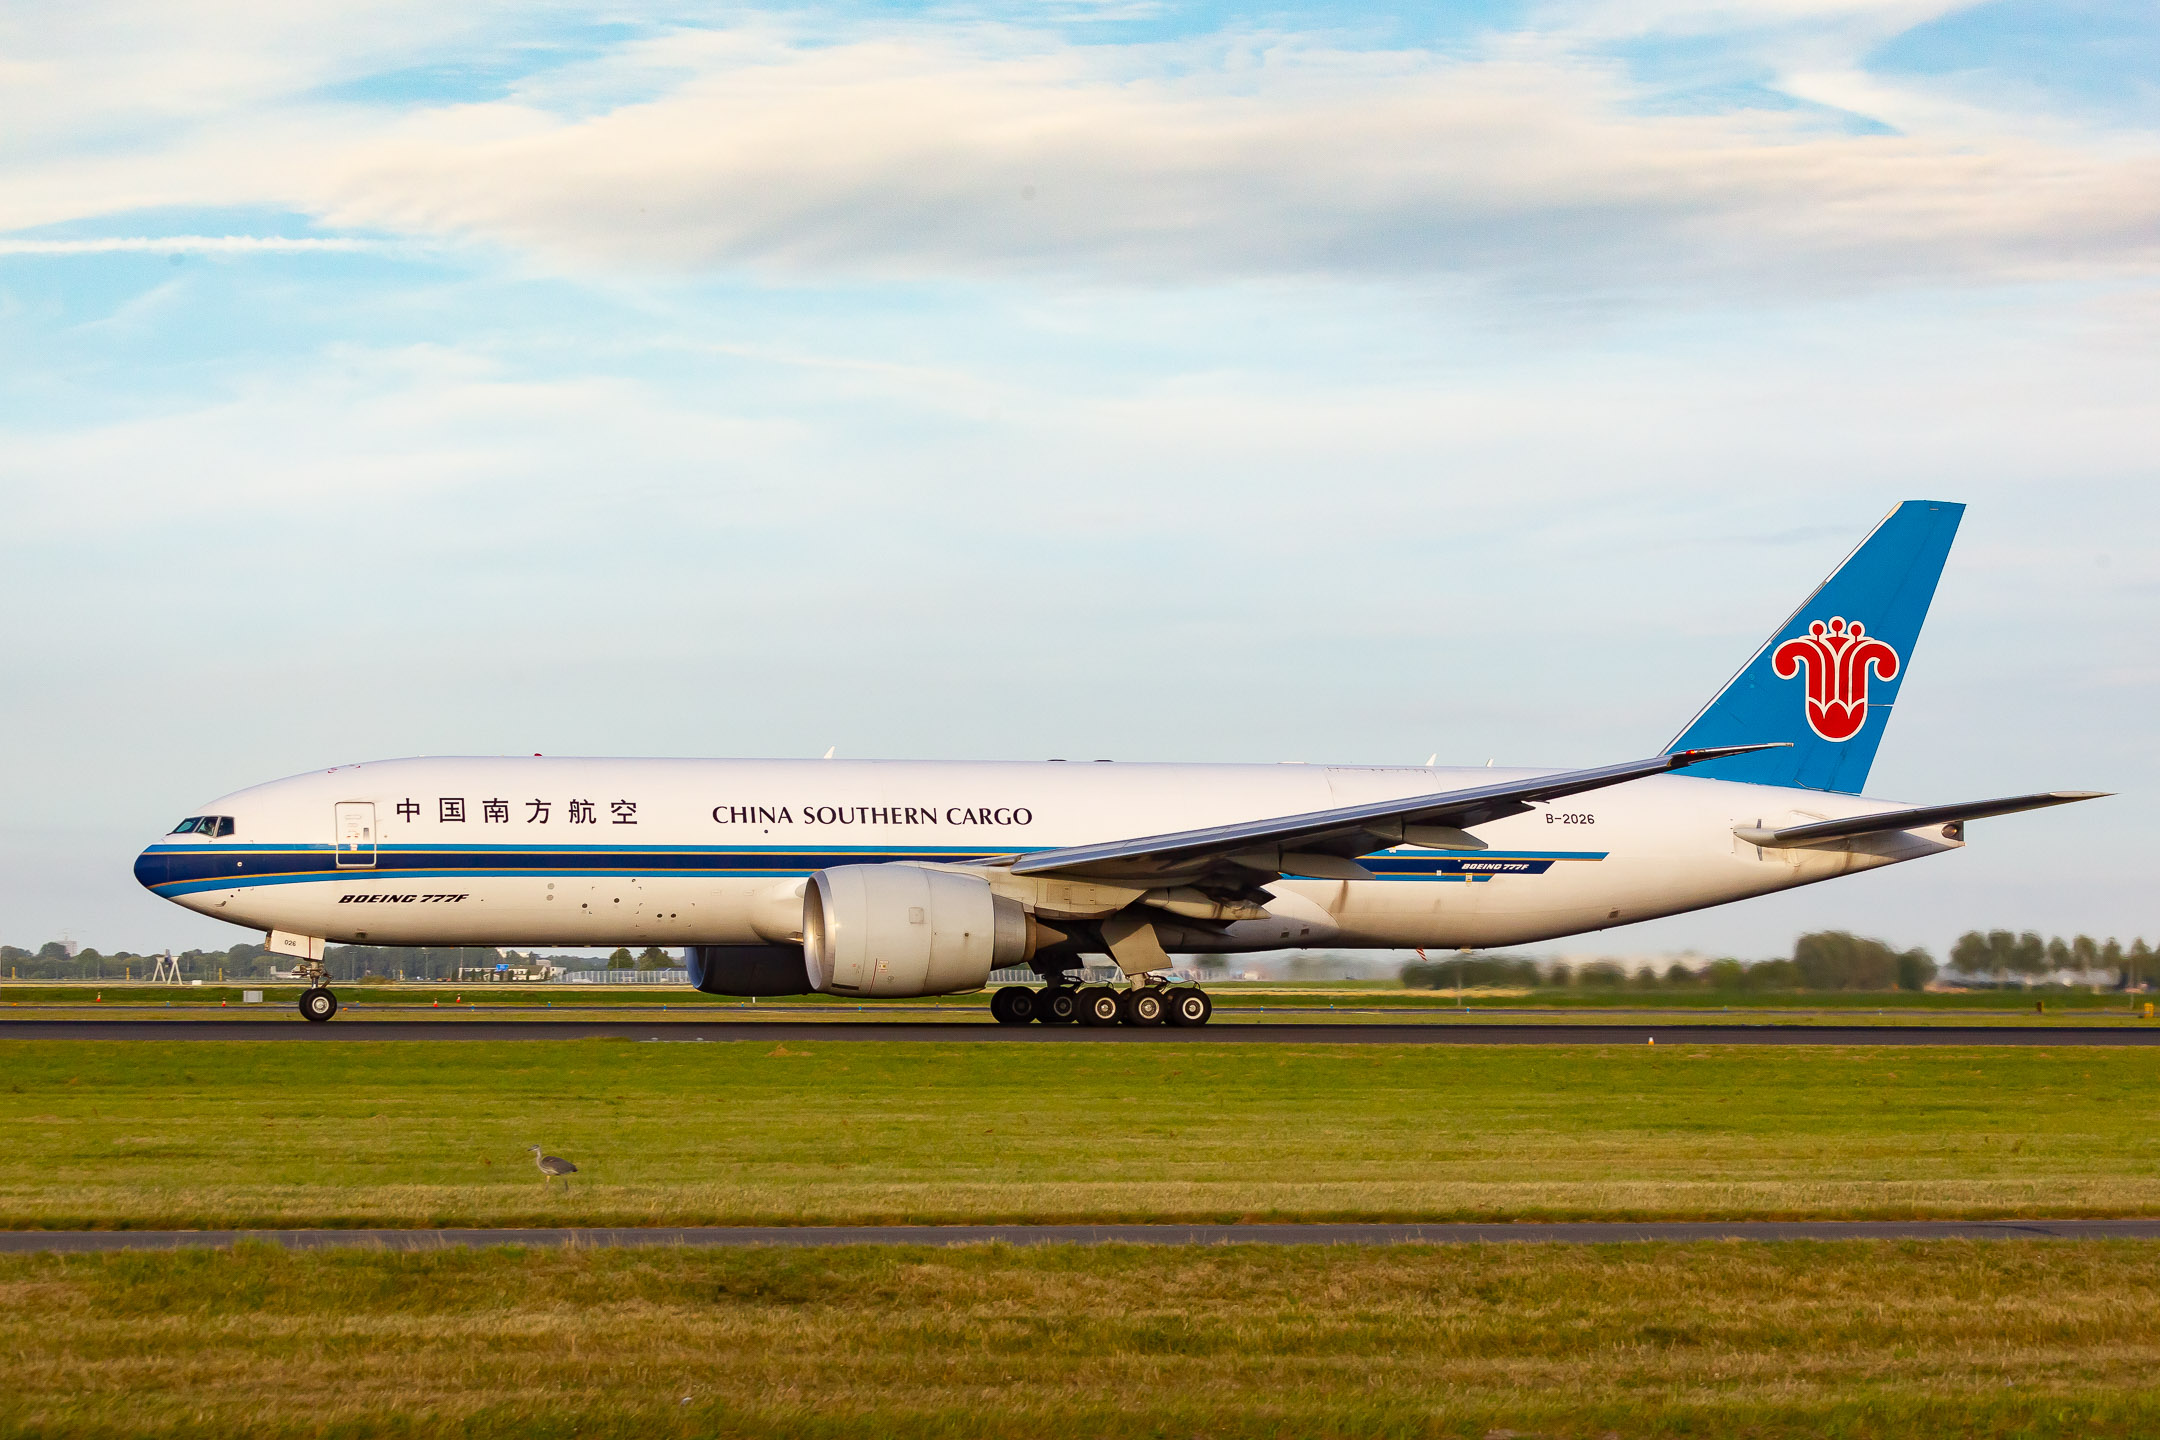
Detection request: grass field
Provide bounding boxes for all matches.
[4,1039,2157,1228]
[6,1239,2159,1437]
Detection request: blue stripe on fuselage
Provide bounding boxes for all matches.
[141,843,1608,898]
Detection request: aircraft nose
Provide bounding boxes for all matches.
[134,845,169,893]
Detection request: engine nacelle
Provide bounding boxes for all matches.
[686,944,812,996]
[804,864,1037,997]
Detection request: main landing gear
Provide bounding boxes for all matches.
[990,983,1211,1027]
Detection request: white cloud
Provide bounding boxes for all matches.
[3,15,2156,298]
[339,33,2160,293]
[0,235,385,254]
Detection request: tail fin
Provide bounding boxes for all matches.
[1666,500,1964,793]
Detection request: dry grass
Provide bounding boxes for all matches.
[2,1039,2158,1228]
[4,1239,2159,1437]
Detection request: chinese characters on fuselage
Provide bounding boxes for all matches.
[397,799,639,824]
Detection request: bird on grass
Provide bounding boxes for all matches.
[528,1145,578,1194]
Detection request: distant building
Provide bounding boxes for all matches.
[455,964,553,982]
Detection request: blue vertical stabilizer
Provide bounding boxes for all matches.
[1666,501,1964,793]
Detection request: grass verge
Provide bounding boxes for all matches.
[4,1039,2157,1228]
[4,1239,2158,1437]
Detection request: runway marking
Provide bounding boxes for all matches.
[2,1019,2157,1044]
[6,1220,2159,1252]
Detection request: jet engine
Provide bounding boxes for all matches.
[685,944,813,996]
[804,864,1048,997]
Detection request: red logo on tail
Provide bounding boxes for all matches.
[1773,617,1899,741]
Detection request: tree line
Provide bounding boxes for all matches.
[0,942,667,983]
[1402,928,2155,993]
[1948,931,2152,987]
[0,942,290,982]
[9,927,2152,991]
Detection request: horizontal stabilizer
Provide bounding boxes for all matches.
[1733,791,2108,849]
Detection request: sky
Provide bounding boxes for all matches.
[1,0,2154,961]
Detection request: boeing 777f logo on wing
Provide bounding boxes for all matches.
[1774,617,1899,742]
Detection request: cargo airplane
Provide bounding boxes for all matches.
[137,501,2102,1024]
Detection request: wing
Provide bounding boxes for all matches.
[1005,744,1782,887]
[1732,790,2108,848]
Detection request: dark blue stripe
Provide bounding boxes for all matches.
[146,845,1606,897]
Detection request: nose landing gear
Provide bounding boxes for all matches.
[295,959,338,1022]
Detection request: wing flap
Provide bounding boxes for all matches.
[1733,790,2108,848]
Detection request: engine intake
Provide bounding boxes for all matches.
[804,864,1040,997]
[686,944,812,996]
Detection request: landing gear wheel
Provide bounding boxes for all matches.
[1165,988,1212,1027]
[1120,987,1167,1026]
[299,987,339,1023]
[1036,987,1080,1025]
[1077,986,1123,1027]
[990,987,1038,1025]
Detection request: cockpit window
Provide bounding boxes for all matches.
[169,817,203,834]
[210,816,234,837]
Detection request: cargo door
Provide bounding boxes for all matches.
[335,802,377,868]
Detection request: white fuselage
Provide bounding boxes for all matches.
[136,756,1958,953]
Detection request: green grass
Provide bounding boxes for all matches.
[4,1039,2158,1228]
[5,1239,2159,1437]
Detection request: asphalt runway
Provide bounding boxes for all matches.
[3,1018,2158,1044]
[7,1219,2159,1253]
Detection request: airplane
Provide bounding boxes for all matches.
[135,500,2104,1025]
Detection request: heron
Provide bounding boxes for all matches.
[528,1145,578,1194]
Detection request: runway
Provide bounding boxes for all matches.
[3,1018,2157,1044]
[7,1218,2159,1253]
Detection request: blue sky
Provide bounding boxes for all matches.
[3,0,2155,960]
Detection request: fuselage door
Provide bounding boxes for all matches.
[335,802,378,868]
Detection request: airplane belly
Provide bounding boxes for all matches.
[1319,839,1861,950]
[216,875,773,948]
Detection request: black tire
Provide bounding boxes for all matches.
[299,988,338,1023]
[1120,987,1167,1026]
[1037,987,1079,1024]
[1077,986,1123,1027]
[1166,988,1211,1027]
[990,987,1037,1025]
